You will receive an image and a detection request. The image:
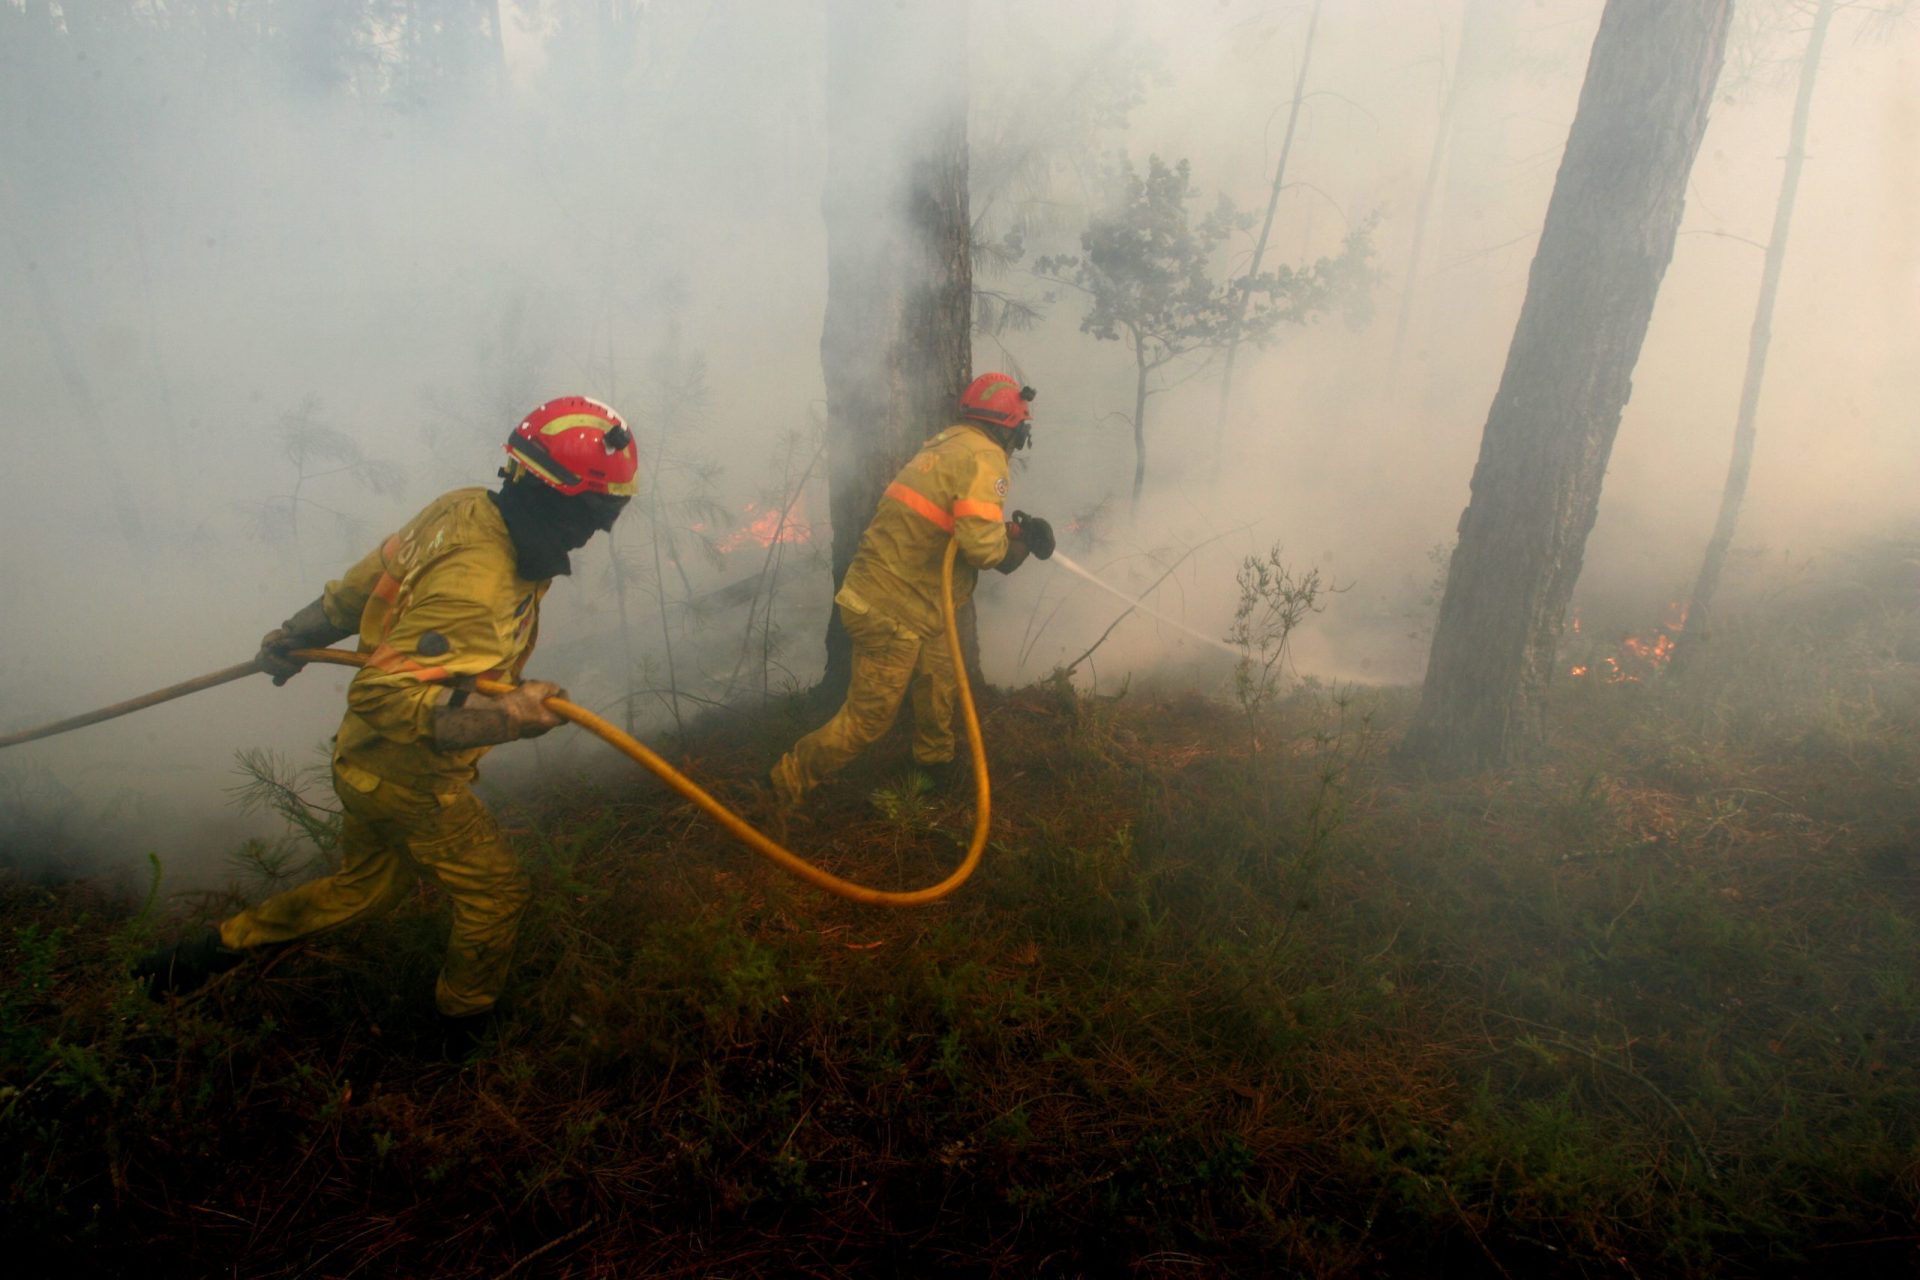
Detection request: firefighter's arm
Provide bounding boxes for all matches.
[952,454,1011,571]
[320,539,387,634]
[254,543,382,684]
[1000,510,1055,573]
[429,680,567,750]
[345,552,559,749]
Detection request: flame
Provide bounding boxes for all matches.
[1568,601,1688,682]
[718,499,813,553]
[1620,632,1675,665]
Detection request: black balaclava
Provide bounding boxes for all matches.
[491,476,626,581]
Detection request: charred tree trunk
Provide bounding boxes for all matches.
[1676,0,1833,669]
[1402,0,1732,772]
[816,0,972,705]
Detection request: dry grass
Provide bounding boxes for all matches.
[4,546,1919,1276]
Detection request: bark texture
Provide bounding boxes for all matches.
[817,0,972,702]
[1402,0,1732,771]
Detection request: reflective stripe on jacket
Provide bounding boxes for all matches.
[837,422,1010,638]
[319,488,547,793]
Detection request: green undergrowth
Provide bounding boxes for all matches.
[3,560,1919,1276]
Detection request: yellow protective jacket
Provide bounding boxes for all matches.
[837,421,1011,639]
[316,488,548,795]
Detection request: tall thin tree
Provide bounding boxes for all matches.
[1402,0,1734,771]
[1209,0,1321,482]
[816,0,972,703]
[1676,0,1834,667]
[1388,0,1501,377]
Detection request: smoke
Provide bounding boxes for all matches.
[3,0,1916,882]
[977,0,1920,686]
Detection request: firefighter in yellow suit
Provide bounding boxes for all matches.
[136,397,638,1041]
[772,373,1054,808]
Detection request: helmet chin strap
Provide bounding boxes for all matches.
[1008,385,1035,452]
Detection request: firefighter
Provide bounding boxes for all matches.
[771,373,1054,809]
[135,397,638,1045]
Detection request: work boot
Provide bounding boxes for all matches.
[133,929,245,999]
[745,779,802,845]
[768,760,804,813]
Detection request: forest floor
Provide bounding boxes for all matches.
[3,541,1919,1278]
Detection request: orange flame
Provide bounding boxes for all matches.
[1568,601,1688,682]
[718,499,813,553]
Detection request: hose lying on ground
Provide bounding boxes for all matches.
[0,543,990,908]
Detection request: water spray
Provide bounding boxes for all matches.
[1048,551,1241,660]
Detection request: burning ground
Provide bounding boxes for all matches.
[2,538,1918,1276]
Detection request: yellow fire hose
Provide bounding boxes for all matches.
[0,543,990,908]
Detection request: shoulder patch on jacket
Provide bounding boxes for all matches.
[416,630,451,657]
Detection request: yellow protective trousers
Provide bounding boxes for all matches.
[219,766,530,1017]
[772,603,958,806]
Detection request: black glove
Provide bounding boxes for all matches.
[1011,511,1055,560]
[257,597,353,686]
[255,628,307,686]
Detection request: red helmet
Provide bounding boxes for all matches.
[958,373,1035,434]
[505,396,639,496]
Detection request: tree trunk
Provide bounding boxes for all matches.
[1676,0,1832,669]
[1388,0,1489,377]
[1210,0,1320,481]
[1402,0,1732,772]
[1432,0,1519,261]
[816,0,972,705]
[608,540,637,736]
[1130,335,1149,515]
[486,0,509,97]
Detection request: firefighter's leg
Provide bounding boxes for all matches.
[908,622,960,766]
[218,769,417,950]
[772,607,921,806]
[400,788,529,1018]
